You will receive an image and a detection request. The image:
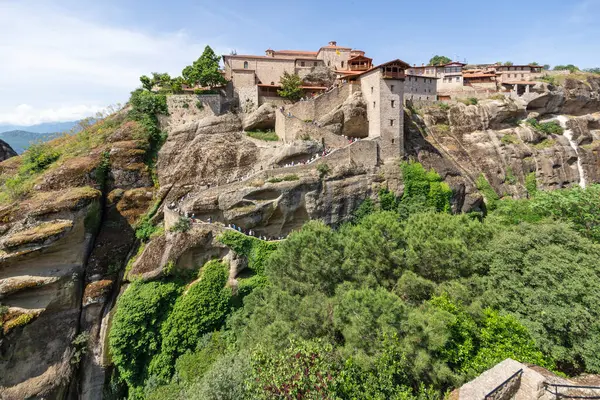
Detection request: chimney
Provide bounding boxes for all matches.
[328,41,337,46]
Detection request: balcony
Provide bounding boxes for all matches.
[382,71,406,79]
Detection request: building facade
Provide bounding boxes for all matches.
[404,75,438,102]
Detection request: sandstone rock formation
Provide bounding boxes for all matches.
[319,91,369,137]
[243,103,277,131]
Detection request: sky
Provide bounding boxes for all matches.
[1,0,599,126]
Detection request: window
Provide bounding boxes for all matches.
[456,76,460,82]
[341,61,345,68]
[243,61,248,69]
[314,62,318,67]
[328,61,331,66]
[301,61,305,67]
[390,119,395,126]
[373,101,376,108]
[391,100,395,108]
[521,74,524,78]
[391,85,395,92]
[371,86,374,94]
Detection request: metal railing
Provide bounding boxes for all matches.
[544,383,600,399]
[484,369,523,400]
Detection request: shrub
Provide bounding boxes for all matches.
[476,173,500,211]
[186,353,251,400]
[196,101,204,110]
[151,261,232,380]
[170,217,191,233]
[317,163,330,179]
[245,130,279,141]
[435,123,450,132]
[283,174,299,181]
[20,142,61,174]
[458,98,478,106]
[525,172,537,196]
[109,280,180,391]
[401,161,452,213]
[438,102,450,111]
[526,118,564,135]
[501,134,519,145]
[182,102,189,109]
[71,332,90,365]
[533,138,556,149]
[505,166,517,185]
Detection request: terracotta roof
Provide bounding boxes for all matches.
[335,70,365,75]
[273,50,318,55]
[347,59,411,79]
[348,55,372,62]
[320,45,352,50]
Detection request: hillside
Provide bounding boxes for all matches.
[0,120,79,135]
[0,74,599,400]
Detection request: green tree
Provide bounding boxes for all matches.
[504,61,513,66]
[182,45,226,88]
[429,55,452,66]
[554,64,579,73]
[529,62,539,66]
[277,71,303,101]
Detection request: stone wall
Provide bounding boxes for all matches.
[229,57,295,86]
[164,95,223,132]
[379,77,404,159]
[404,75,438,102]
[360,70,382,139]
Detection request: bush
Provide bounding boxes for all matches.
[151,261,232,380]
[20,142,61,174]
[526,118,564,135]
[525,172,537,196]
[401,161,452,212]
[196,101,204,110]
[245,130,279,141]
[170,217,191,233]
[317,163,330,179]
[186,353,251,400]
[109,280,180,391]
[476,173,500,210]
[71,332,90,365]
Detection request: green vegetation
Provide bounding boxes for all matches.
[435,123,450,132]
[267,174,299,183]
[317,163,331,179]
[170,217,191,233]
[533,138,556,149]
[245,130,278,141]
[504,61,513,66]
[554,64,580,73]
[71,332,90,365]
[108,161,600,399]
[458,97,478,105]
[525,172,537,196]
[501,134,520,145]
[526,118,564,135]
[505,166,517,185]
[476,173,500,210]
[195,100,203,110]
[428,55,451,66]
[277,71,303,101]
[135,199,164,242]
[181,46,227,88]
[437,102,450,111]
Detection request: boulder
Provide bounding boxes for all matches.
[243,103,277,131]
[319,92,368,137]
[0,139,17,161]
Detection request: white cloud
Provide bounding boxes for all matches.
[0,104,107,126]
[0,1,229,126]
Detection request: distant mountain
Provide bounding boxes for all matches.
[0,130,61,154]
[0,120,79,134]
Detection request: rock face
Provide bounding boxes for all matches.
[320,91,369,137]
[243,103,277,131]
[0,114,154,400]
[0,139,17,161]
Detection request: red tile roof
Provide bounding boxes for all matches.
[273,50,318,55]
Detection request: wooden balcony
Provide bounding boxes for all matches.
[382,71,406,79]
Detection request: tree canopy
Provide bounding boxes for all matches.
[428,55,451,66]
[277,71,303,101]
[182,45,227,88]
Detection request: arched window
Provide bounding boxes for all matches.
[243,61,249,69]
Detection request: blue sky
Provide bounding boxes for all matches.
[1,0,598,126]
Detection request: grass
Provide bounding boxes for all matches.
[489,94,506,100]
[533,138,556,149]
[539,72,597,87]
[3,220,73,249]
[246,130,279,141]
[457,97,478,105]
[501,134,520,145]
[267,174,299,183]
[435,123,450,132]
